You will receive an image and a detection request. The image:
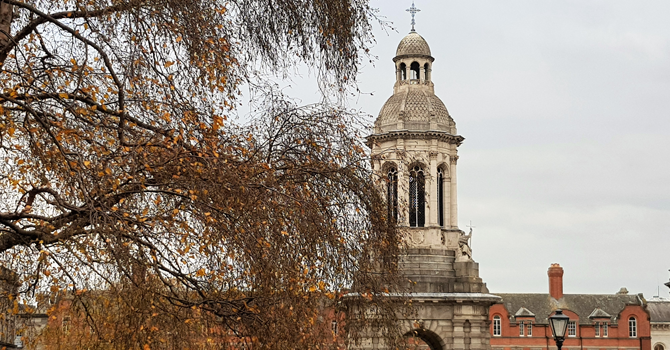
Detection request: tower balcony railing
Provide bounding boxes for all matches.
[398,79,432,86]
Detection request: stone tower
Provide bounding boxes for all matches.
[361,26,500,350]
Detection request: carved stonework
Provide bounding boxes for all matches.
[352,26,498,350]
[457,228,473,262]
[450,155,459,165]
[409,230,425,245]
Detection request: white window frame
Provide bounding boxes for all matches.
[527,322,532,337]
[568,320,577,337]
[493,316,501,336]
[603,322,608,337]
[629,317,637,338]
[595,322,600,337]
[519,321,524,336]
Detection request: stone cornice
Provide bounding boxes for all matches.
[344,292,502,303]
[393,54,435,63]
[366,130,465,148]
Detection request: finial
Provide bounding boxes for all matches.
[406,1,421,32]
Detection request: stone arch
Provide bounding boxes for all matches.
[408,162,426,227]
[404,328,445,350]
[399,62,407,80]
[437,162,450,178]
[408,160,428,172]
[410,61,421,80]
[382,161,398,173]
[424,63,431,81]
[382,161,399,224]
[654,343,666,350]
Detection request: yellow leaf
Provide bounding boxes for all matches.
[59,93,68,99]
[164,61,174,68]
[83,161,90,166]
[196,269,205,277]
[176,36,183,43]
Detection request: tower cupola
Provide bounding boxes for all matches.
[374,30,457,135]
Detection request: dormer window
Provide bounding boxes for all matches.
[568,320,577,337]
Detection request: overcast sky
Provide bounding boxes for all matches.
[272,0,670,298]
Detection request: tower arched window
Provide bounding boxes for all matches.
[409,166,425,227]
[387,167,398,224]
[493,315,501,336]
[410,62,420,80]
[424,63,430,81]
[437,168,444,227]
[399,63,407,80]
[629,317,637,338]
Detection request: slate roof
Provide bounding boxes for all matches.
[648,300,670,323]
[493,293,644,325]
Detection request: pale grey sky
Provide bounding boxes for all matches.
[274,0,670,298]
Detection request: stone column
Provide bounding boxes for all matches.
[464,320,472,350]
[450,155,458,229]
[428,151,438,226]
[453,319,466,350]
[397,148,408,227]
[444,170,452,228]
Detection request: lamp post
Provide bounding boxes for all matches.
[549,309,570,350]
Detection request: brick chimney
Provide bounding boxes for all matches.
[548,263,564,300]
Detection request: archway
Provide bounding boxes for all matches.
[403,329,444,350]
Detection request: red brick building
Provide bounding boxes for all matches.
[489,264,651,350]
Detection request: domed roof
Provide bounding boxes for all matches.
[375,89,455,134]
[396,31,432,57]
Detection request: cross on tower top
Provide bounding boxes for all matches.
[406,1,421,32]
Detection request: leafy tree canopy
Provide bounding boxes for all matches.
[0,0,404,348]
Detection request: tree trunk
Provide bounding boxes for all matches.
[0,1,13,65]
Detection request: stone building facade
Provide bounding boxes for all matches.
[355,26,500,350]
[489,264,651,350]
[648,297,670,350]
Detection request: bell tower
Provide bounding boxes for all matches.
[359,4,500,349]
[368,28,486,293]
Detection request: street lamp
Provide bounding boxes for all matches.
[549,309,570,350]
